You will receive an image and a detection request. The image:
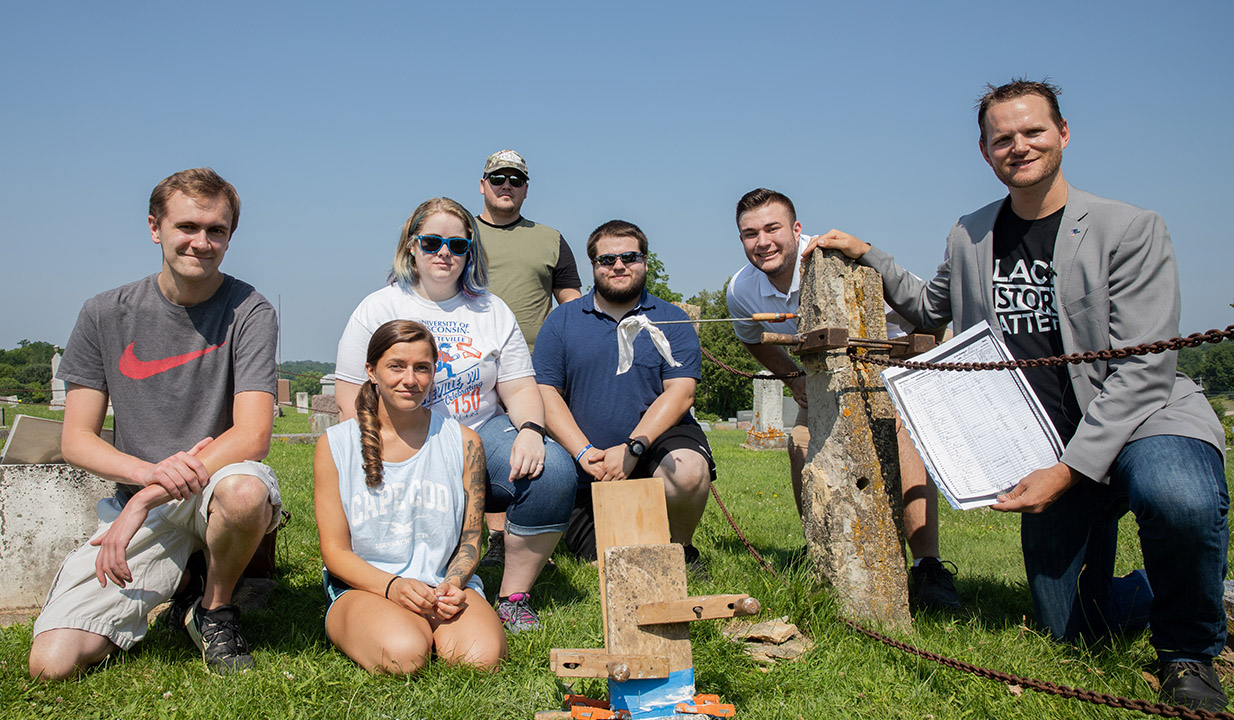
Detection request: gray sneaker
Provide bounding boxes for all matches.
[185,601,255,674]
[495,593,541,633]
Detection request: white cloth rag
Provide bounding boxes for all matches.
[616,315,683,374]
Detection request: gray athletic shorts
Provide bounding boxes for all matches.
[32,461,281,649]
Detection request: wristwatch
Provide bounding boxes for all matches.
[626,437,647,457]
[519,421,548,439]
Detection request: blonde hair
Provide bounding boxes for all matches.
[388,197,489,298]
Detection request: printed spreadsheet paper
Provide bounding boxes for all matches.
[881,321,1063,510]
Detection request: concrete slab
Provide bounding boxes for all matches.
[0,464,111,611]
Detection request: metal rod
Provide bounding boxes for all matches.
[649,313,796,326]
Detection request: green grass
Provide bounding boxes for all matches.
[1,428,1229,719]
[1,405,66,428]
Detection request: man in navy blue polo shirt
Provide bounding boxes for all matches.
[534,220,716,570]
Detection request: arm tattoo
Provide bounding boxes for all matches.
[444,434,486,587]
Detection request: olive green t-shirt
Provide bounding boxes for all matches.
[475,216,581,350]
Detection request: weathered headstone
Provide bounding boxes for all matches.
[310,394,340,434]
[277,378,291,408]
[0,464,111,614]
[296,391,309,414]
[320,373,337,396]
[50,352,66,408]
[797,249,910,631]
[743,373,787,450]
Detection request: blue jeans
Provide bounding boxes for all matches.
[1021,435,1228,662]
[477,414,576,536]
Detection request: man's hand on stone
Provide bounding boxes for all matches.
[138,436,214,500]
[992,462,1081,514]
[809,229,871,261]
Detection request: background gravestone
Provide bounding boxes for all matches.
[743,373,787,450]
[0,464,111,614]
[50,353,66,408]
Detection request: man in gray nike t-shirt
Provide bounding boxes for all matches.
[29,168,283,679]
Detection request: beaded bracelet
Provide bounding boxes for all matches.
[574,444,594,463]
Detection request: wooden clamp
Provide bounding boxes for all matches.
[760,329,937,358]
[550,648,669,680]
[636,594,761,625]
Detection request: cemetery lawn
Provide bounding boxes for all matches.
[1,428,1230,719]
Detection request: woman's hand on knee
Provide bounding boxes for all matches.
[508,430,546,481]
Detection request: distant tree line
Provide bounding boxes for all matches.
[1179,342,1234,394]
[0,340,61,403]
[278,360,333,398]
[644,257,762,420]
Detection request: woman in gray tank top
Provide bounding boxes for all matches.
[314,320,506,674]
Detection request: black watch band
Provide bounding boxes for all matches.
[626,437,647,457]
[519,421,548,439]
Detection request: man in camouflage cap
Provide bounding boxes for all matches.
[475,149,583,568]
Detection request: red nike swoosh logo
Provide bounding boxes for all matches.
[118,341,227,380]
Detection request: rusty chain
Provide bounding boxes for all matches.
[710,481,1232,719]
[841,618,1234,720]
[703,323,1234,718]
[852,325,1234,371]
[705,326,1232,380]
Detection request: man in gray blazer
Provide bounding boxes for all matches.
[818,79,1228,711]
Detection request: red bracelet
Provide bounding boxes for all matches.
[384,575,398,599]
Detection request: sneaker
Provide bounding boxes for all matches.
[910,557,961,611]
[683,544,711,582]
[479,531,505,568]
[1159,661,1229,711]
[160,552,206,636]
[184,601,255,674]
[495,593,541,633]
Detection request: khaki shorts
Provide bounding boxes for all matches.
[33,461,281,649]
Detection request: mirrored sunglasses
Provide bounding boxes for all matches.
[486,173,527,188]
[593,251,645,267]
[411,234,472,256]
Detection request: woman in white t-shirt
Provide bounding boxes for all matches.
[334,197,575,633]
[315,319,505,673]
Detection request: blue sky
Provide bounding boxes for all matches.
[2,1,1231,362]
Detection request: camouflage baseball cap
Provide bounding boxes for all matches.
[483,149,529,178]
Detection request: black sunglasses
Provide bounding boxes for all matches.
[593,251,645,266]
[486,173,527,188]
[411,234,472,256]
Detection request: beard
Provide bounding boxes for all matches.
[595,270,646,305]
[994,148,1063,190]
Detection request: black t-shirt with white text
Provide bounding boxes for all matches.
[992,202,1082,444]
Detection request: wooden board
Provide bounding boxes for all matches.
[603,543,692,673]
[636,594,760,625]
[549,648,669,679]
[593,477,671,636]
